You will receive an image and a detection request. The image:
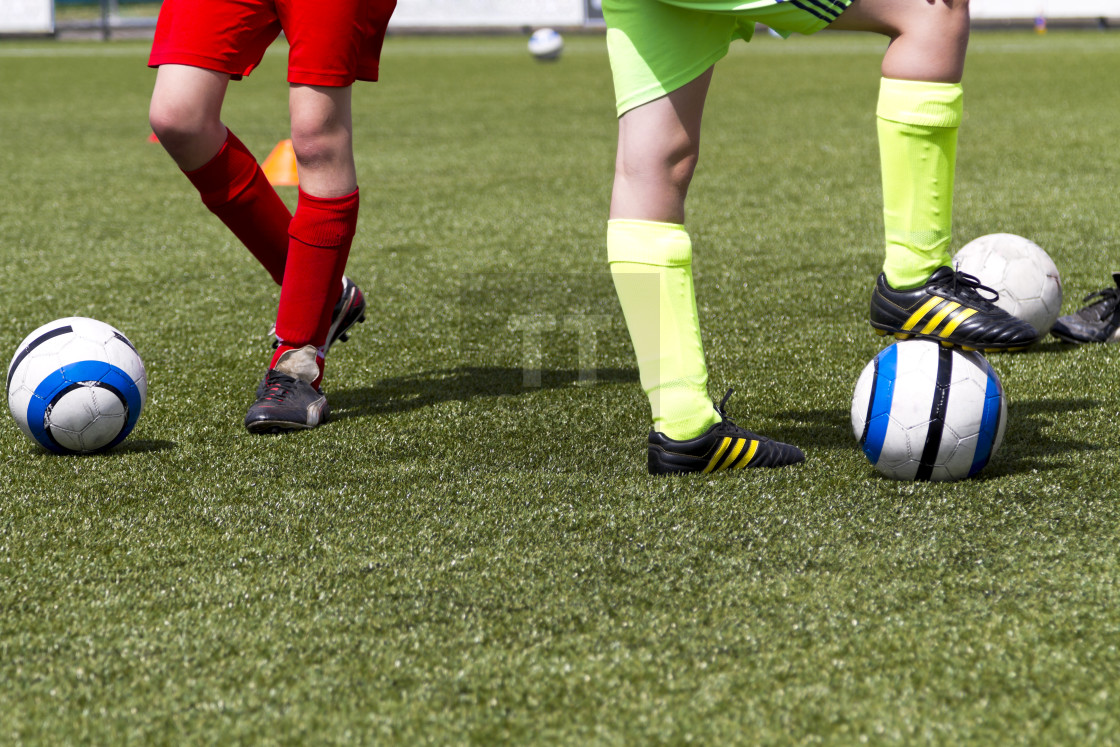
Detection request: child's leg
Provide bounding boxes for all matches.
[830,0,969,288]
[270,83,359,389]
[609,71,722,440]
[833,0,1034,348]
[148,64,230,169]
[149,64,290,285]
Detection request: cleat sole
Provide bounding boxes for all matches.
[245,420,318,434]
[874,326,1037,354]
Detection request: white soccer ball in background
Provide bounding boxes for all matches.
[952,233,1062,336]
[852,340,1007,482]
[528,28,563,61]
[7,317,147,454]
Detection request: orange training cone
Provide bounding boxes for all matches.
[147,132,160,143]
[262,139,299,186]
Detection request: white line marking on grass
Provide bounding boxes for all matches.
[0,46,149,57]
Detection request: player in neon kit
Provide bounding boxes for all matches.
[602,0,1039,474]
[147,0,395,433]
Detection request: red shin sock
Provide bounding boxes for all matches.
[273,188,360,387]
[183,130,291,285]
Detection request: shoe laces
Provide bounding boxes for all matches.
[1079,286,1120,320]
[714,388,744,431]
[937,268,1000,304]
[713,388,769,441]
[259,370,300,403]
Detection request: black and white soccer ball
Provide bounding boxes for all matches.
[7,317,146,454]
[953,233,1062,336]
[852,340,1006,482]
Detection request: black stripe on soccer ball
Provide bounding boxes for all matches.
[6,325,73,393]
[43,380,130,454]
[112,331,139,354]
[915,346,954,481]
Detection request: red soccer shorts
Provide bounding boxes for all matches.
[149,0,397,86]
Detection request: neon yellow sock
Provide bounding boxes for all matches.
[877,78,963,290]
[608,220,720,440]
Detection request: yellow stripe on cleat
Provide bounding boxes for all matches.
[902,297,943,331]
[920,301,960,335]
[939,307,977,339]
[734,440,760,469]
[719,438,746,471]
[894,332,912,340]
[703,437,732,473]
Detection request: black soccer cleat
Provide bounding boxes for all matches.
[647,389,805,475]
[245,346,329,434]
[270,276,366,352]
[326,276,366,350]
[1050,272,1120,344]
[869,267,1039,352]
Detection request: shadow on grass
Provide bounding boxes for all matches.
[981,397,1102,478]
[770,406,853,450]
[18,438,178,458]
[773,397,1101,476]
[329,365,639,421]
[1012,339,1078,356]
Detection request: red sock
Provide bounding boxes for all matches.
[182,130,290,285]
[273,188,359,387]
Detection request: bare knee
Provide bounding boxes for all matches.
[834,0,969,81]
[618,116,701,191]
[611,135,699,223]
[618,151,698,203]
[148,66,229,167]
[148,96,226,168]
[149,100,205,148]
[289,113,352,172]
[288,102,357,195]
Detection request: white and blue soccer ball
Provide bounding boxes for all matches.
[851,340,1006,482]
[953,233,1062,336]
[7,317,146,455]
[528,28,563,61]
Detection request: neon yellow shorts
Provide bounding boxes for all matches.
[604,0,853,116]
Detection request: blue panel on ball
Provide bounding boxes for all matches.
[25,361,143,454]
[969,367,1004,477]
[862,344,898,465]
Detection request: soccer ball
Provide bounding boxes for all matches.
[952,233,1062,335]
[851,340,1006,481]
[7,317,146,454]
[528,28,563,61]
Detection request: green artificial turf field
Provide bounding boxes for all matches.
[1,30,1119,744]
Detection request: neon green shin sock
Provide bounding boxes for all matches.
[608,220,720,440]
[877,78,964,290]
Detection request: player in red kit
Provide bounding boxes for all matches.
[147,0,396,433]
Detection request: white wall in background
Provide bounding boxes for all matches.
[389,0,586,28]
[972,0,1120,18]
[0,0,53,34]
